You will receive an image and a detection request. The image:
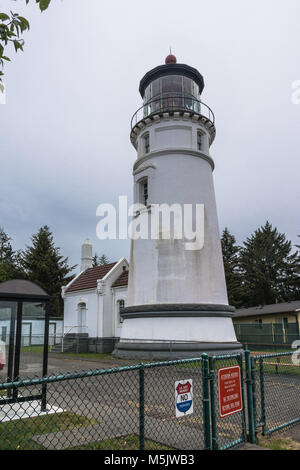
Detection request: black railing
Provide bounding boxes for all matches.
[131,94,215,130]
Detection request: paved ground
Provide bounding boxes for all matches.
[285,424,300,443]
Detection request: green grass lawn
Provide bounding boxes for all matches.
[0,412,96,450]
[69,433,173,450]
[258,436,300,450]
[21,345,49,354]
[259,355,300,376]
[0,413,172,451]
[60,352,114,361]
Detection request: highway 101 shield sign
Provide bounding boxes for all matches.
[175,380,193,418]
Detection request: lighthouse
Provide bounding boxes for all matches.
[113,55,241,359]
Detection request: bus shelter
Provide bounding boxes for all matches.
[0,279,50,409]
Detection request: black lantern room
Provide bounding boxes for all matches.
[0,279,51,408]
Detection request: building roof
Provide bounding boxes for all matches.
[234,300,300,319]
[66,263,117,293]
[0,279,50,300]
[139,62,205,97]
[112,270,129,288]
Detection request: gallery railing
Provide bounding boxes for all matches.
[131,94,215,129]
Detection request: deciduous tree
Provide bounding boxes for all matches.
[0,0,52,88]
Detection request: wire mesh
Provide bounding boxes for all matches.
[143,359,204,450]
[0,367,141,450]
[2,350,299,450]
[253,352,300,436]
[209,355,246,450]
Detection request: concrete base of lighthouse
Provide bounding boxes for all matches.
[112,304,243,360]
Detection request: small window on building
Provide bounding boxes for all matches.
[143,180,148,206]
[118,300,125,324]
[143,133,150,154]
[255,319,263,329]
[138,177,148,207]
[78,302,87,333]
[197,131,203,151]
[283,318,289,330]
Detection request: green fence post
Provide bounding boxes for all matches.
[208,356,218,450]
[201,354,211,450]
[251,356,257,432]
[245,350,256,444]
[139,365,145,450]
[238,353,247,444]
[259,357,267,435]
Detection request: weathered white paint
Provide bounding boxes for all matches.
[127,116,228,307]
[63,289,98,337]
[119,316,237,343]
[81,238,93,272]
[63,258,129,339]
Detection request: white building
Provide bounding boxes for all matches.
[63,56,241,359]
[113,55,241,359]
[62,240,128,353]
[0,305,62,347]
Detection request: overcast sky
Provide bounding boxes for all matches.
[0,0,299,272]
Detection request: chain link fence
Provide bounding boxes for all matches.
[251,352,300,436]
[234,322,300,353]
[0,351,299,450]
[207,354,247,450]
[0,358,207,451]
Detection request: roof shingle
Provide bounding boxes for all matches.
[66,263,117,293]
[234,300,300,318]
[112,270,129,288]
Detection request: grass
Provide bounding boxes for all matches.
[258,435,300,450]
[0,413,172,451]
[60,352,114,361]
[257,355,300,376]
[21,345,49,354]
[69,433,173,450]
[21,347,117,362]
[0,412,96,450]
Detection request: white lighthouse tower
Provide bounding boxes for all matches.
[114,55,241,359]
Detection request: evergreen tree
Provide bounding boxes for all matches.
[221,228,244,308]
[0,227,23,281]
[92,253,110,266]
[92,254,100,267]
[21,226,76,317]
[239,222,300,307]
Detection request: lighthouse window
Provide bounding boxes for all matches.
[138,177,149,206]
[143,181,148,206]
[197,131,202,151]
[143,133,150,154]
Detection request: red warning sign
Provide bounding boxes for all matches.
[218,366,243,418]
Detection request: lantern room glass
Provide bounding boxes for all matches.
[143,75,201,117]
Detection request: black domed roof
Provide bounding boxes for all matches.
[139,62,205,98]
